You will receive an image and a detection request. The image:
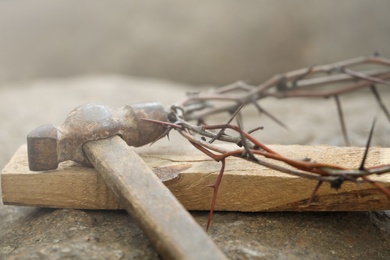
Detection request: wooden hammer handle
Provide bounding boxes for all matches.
[83,135,226,260]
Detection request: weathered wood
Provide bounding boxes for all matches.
[82,136,225,260]
[2,143,390,211]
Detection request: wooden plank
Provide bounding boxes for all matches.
[2,144,390,211]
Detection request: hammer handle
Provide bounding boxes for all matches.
[83,135,226,260]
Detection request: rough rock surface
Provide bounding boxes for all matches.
[1,76,390,259]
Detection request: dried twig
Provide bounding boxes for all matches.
[177,55,390,145]
[145,55,390,230]
[146,111,390,229]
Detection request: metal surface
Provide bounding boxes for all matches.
[27,102,167,171]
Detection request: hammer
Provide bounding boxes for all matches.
[27,103,226,259]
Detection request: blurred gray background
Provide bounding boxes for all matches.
[2,2,390,259]
[0,0,389,85]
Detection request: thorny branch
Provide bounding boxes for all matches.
[146,54,390,230]
[177,54,390,145]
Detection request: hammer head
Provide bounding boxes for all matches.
[27,103,167,171]
[27,124,59,171]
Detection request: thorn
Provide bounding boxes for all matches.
[252,101,290,131]
[359,116,377,170]
[209,97,251,144]
[248,126,264,134]
[206,158,226,231]
[206,184,216,189]
[370,85,390,123]
[343,68,390,87]
[307,181,323,205]
[148,127,172,146]
[236,116,258,162]
[334,95,350,146]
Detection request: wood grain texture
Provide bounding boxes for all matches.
[2,143,390,211]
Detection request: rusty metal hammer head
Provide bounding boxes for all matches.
[27,102,167,171]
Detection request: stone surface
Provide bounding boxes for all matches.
[1,208,390,259]
[1,75,390,259]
